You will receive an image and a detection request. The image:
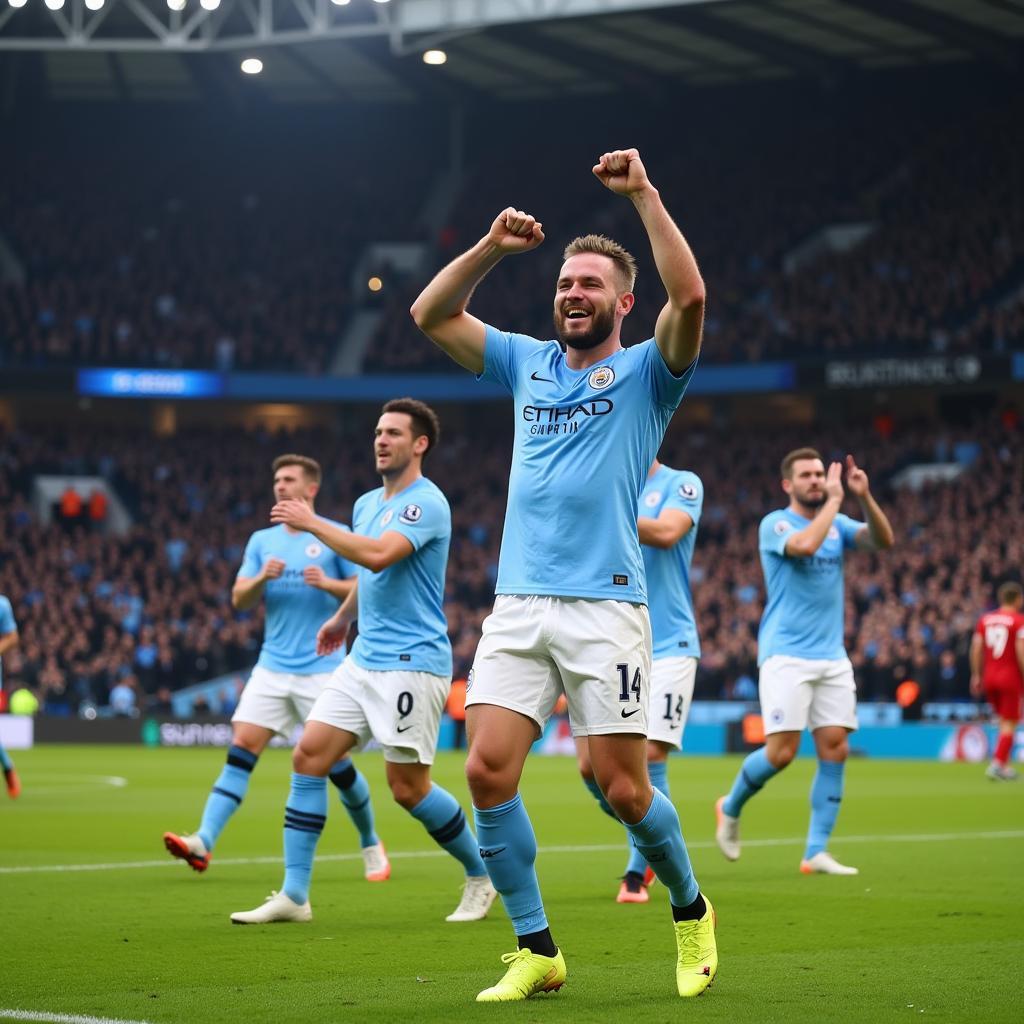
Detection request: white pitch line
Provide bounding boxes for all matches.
[0,1011,152,1024]
[1,829,1021,876]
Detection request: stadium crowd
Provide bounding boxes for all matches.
[0,409,1018,716]
[2,75,1021,376]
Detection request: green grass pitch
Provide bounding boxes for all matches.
[2,746,1022,1023]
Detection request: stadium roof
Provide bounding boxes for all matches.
[2,0,1021,103]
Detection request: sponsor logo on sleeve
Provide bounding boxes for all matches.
[305,542,323,558]
[380,509,394,527]
[678,483,698,501]
[773,520,792,536]
[399,504,422,525]
[588,366,615,390]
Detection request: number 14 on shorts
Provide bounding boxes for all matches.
[617,663,643,716]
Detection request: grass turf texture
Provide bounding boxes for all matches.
[2,747,1022,1024]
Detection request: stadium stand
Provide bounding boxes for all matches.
[1,409,1018,714]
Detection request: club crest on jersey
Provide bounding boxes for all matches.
[380,509,394,527]
[588,366,615,390]
[305,542,323,558]
[827,525,840,541]
[773,520,792,535]
[679,483,698,501]
[399,504,422,525]
[644,491,662,508]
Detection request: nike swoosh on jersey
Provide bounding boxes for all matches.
[621,708,642,719]
[530,371,554,383]
[396,725,412,733]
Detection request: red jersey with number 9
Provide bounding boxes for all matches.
[975,610,1024,690]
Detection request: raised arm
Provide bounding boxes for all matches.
[844,456,895,552]
[784,462,844,558]
[410,208,545,374]
[270,501,413,574]
[593,149,705,374]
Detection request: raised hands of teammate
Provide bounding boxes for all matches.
[592,149,652,197]
[261,557,286,581]
[303,565,326,589]
[486,208,545,255]
[825,461,845,503]
[270,498,316,532]
[316,612,349,656]
[845,455,870,498]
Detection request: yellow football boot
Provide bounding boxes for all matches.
[475,947,566,1002]
[674,895,718,997]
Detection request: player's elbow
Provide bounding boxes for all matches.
[409,297,437,333]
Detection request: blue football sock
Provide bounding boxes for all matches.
[722,746,780,818]
[411,784,486,877]
[624,788,699,908]
[282,772,327,905]
[582,775,617,819]
[197,745,258,851]
[805,760,845,859]
[0,743,13,772]
[474,794,548,935]
[328,758,379,849]
[626,760,671,877]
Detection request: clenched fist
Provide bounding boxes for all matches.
[592,149,653,197]
[486,207,545,255]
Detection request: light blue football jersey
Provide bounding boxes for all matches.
[640,467,702,659]
[349,477,453,678]
[0,595,16,686]
[479,325,696,605]
[238,522,356,674]
[757,508,863,664]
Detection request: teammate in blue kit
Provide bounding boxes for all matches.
[716,448,894,875]
[412,149,717,1000]
[231,399,496,925]
[577,461,703,903]
[163,455,385,879]
[0,593,22,799]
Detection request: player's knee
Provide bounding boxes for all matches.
[577,758,596,783]
[292,744,328,776]
[389,777,426,810]
[602,775,650,823]
[768,743,798,770]
[465,749,512,805]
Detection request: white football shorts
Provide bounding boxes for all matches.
[232,665,334,737]
[646,655,699,749]
[466,594,652,737]
[306,659,450,765]
[758,654,858,735]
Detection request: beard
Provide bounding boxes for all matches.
[554,305,616,351]
[798,490,827,509]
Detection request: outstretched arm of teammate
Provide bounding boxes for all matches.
[271,500,413,573]
[638,508,693,550]
[785,462,844,558]
[0,628,18,657]
[969,632,984,697]
[593,149,705,374]
[303,567,356,600]
[845,456,895,551]
[317,584,358,656]
[232,558,285,611]
[410,208,545,373]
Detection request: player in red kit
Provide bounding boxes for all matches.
[970,582,1024,781]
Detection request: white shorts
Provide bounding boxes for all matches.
[232,665,333,737]
[466,595,652,737]
[646,656,698,749]
[759,655,858,735]
[307,659,450,765]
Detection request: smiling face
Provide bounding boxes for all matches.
[553,253,634,351]
[374,411,427,479]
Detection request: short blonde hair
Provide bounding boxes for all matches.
[562,234,637,292]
